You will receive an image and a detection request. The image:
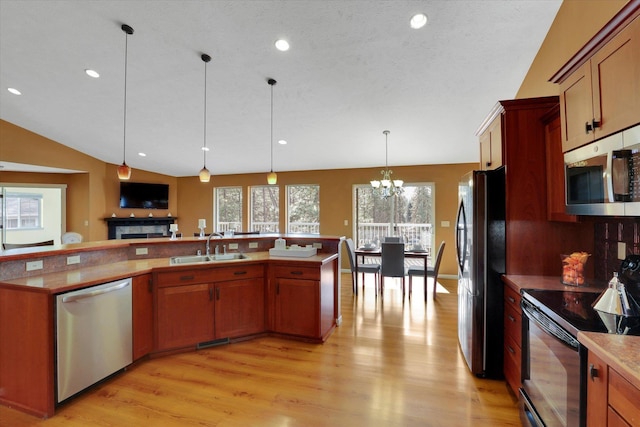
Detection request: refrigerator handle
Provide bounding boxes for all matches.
[455,200,467,274]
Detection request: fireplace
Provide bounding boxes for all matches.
[104,217,176,240]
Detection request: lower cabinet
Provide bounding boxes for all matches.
[270,262,335,341]
[132,274,154,360]
[587,349,640,427]
[503,284,522,393]
[214,276,265,339]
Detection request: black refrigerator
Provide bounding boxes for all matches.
[455,167,505,378]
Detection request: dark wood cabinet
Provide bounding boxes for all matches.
[503,284,522,394]
[214,265,265,339]
[479,112,503,171]
[132,274,154,360]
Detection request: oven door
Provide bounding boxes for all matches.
[521,299,584,427]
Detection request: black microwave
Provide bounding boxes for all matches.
[564,124,640,216]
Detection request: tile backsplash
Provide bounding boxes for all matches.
[593,217,639,282]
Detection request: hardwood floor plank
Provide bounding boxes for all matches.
[0,275,520,426]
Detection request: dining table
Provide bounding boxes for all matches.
[354,246,431,280]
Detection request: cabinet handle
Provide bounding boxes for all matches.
[233,271,247,276]
[209,287,213,301]
[148,278,153,293]
[507,296,516,304]
[592,119,601,129]
[180,275,195,281]
[507,345,515,355]
[585,121,593,134]
[276,283,280,295]
[290,271,303,275]
[589,363,599,381]
[215,287,220,300]
[508,314,515,323]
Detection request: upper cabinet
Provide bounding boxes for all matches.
[552,4,640,153]
[477,104,504,171]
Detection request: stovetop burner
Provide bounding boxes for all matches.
[522,289,640,337]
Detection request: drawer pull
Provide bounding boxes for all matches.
[508,314,515,323]
[290,271,304,275]
[215,287,220,300]
[507,345,515,355]
[507,296,516,304]
[180,275,195,281]
[233,271,247,276]
[589,364,599,381]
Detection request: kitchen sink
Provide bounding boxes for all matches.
[170,253,249,265]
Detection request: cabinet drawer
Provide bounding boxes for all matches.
[272,265,320,280]
[213,264,263,282]
[155,269,216,287]
[504,334,522,391]
[504,303,522,345]
[609,368,640,426]
[504,285,521,312]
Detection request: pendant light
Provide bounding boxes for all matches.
[370,130,404,199]
[199,53,212,183]
[117,24,134,180]
[266,78,277,185]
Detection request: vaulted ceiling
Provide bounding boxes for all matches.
[0,0,561,177]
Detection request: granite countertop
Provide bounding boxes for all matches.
[0,251,338,294]
[578,331,640,390]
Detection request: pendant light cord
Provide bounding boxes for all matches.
[203,55,208,168]
[122,28,129,164]
[270,81,274,172]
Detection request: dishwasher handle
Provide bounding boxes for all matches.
[62,281,130,303]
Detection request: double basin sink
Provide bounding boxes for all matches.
[170,253,249,265]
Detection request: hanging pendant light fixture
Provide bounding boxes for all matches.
[199,53,212,183]
[117,24,134,180]
[371,130,404,199]
[266,78,278,185]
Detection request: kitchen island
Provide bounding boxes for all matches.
[0,235,343,418]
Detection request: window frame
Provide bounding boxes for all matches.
[285,184,320,234]
[214,186,243,233]
[249,185,280,233]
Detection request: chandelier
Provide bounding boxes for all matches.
[371,130,403,199]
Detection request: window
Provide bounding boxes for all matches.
[354,182,434,256]
[5,193,43,230]
[286,185,319,234]
[250,186,279,233]
[214,187,242,233]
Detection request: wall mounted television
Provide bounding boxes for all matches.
[119,182,169,209]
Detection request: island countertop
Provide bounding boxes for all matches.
[0,251,338,294]
[578,331,640,391]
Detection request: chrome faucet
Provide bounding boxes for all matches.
[205,232,224,256]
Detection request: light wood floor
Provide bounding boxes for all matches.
[0,274,520,427]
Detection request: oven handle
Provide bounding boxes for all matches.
[522,299,579,350]
[520,389,544,427]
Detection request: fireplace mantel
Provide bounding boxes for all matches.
[104,217,177,239]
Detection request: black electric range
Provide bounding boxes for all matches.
[522,288,640,337]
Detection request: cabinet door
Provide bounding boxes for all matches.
[559,62,594,152]
[156,283,214,351]
[586,350,608,427]
[214,277,265,339]
[274,277,319,338]
[544,113,578,222]
[592,16,640,141]
[132,274,154,360]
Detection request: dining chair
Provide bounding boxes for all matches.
[383,236,402,243]
[345,238,380,295]
[408,241,446,301]
[3,240,54,250]
[381,242,406,298]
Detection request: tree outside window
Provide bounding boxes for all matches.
[250,186,279,233]
[286,185,319,234]
[214,187,242,233]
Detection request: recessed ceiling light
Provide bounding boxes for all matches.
[278,139,287,145]
[7,87,21,95]
[410,13,428,29]
[201,146,210,152]
[275,39,290,51]
[85,69,100,78]
[138,152,146,157]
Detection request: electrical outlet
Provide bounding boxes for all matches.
[618,242,627,260]
[26,260,43,271]
[66,255,80,265]
[136,247,148,255]
[344,219,348,226]
[249,242,259,249]
[313,242,322,249]
[228,243,239,250]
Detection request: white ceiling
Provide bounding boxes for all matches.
[0,0,562,177]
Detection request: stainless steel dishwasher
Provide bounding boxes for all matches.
[56,278,132,402]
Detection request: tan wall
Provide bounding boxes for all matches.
[177,163,474,276]
[517,0,629,98]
